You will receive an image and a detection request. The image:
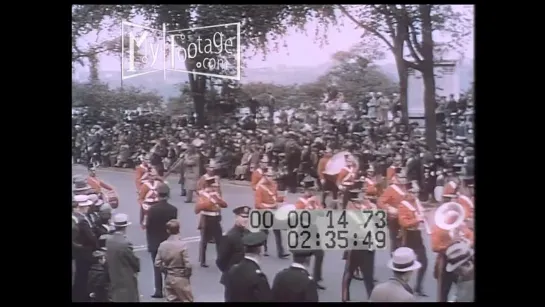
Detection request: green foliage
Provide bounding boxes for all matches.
[239,47,395,109]
[72,81,163,115]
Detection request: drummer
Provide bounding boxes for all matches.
[86,164,114,195]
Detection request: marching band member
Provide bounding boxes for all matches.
[363,165,379,199]
[197,159,222,196]
[294,177,325,289]
[295,177,324,210]
[431,205,474,302]
[336,154,357,191]
[138,168,163,230]
[195,177,227,267]
[87,165,114,195]
[317,148,333,189]
[455,176,474,226]
[442,167,460,202]
[342,189,376,301]
[386,155,402,184]
[251,156,269,191]
[378,171,409,253]
[135,155,152,192]
[254,168,289,259]
[398,192,429,297]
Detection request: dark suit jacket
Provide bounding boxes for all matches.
[146,200,178,252]
[271,266,319,302]
[216,226,247,284]
[224,258,272,302]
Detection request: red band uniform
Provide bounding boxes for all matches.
[397,192,428,296]
[254,169,289,258]
[138,169,163,229]
[431,206,474,302]
[294,178,326,289]
[378,171,408,253]
[341,190,376,301]
[194,176,227,267]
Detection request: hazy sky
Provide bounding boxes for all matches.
[74,5,473,73]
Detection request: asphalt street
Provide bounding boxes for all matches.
[73,165,441,302]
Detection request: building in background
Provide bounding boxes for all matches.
[407,60,461,122]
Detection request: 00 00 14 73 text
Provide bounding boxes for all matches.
[248,209,389,251]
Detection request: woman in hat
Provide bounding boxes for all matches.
[369,247,422,302]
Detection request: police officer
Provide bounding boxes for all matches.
[216,206,251,300]
[271,249,319,302]
[224,231,272,302]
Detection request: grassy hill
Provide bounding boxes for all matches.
[73,60,473,99]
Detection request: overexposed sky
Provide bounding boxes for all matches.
[74,5,473,73]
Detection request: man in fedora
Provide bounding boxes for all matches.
[445,241,474,302]
[146,183,178,298]
[369,247,421,302]
[73,176,93,196]
[72,195,99,302]
[106,213,140,302]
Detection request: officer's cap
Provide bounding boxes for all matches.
[233,206,251,218]
[242,231,267,248]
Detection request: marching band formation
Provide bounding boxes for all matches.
[72,138,474,302]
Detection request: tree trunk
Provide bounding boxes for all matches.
[422,65,437,151]
[394,55,409,125]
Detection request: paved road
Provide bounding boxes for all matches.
[73,165,441,302]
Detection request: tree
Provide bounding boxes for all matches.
[338,4,472,150]
[338,5,412,123]
[129,5,338,126]
[72,5,135,69]
[402,5,472,150]
[326,44,397,105]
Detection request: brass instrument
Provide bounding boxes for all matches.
[434,201,468,243]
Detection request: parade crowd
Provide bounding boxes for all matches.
[72,90,474,302]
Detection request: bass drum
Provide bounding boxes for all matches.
[102,190,119,209]
[324,151,359,176]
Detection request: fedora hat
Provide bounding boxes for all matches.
[113,213,131,227]
[74,195,93,207]
[445,241,474,272]
[387,247,422,272]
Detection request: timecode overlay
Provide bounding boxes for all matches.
[248,209,389,251]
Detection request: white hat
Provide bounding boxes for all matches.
[74,195,92,207]
[445,241,474,272]
[112,213,131,227]
[387,247,422,272]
